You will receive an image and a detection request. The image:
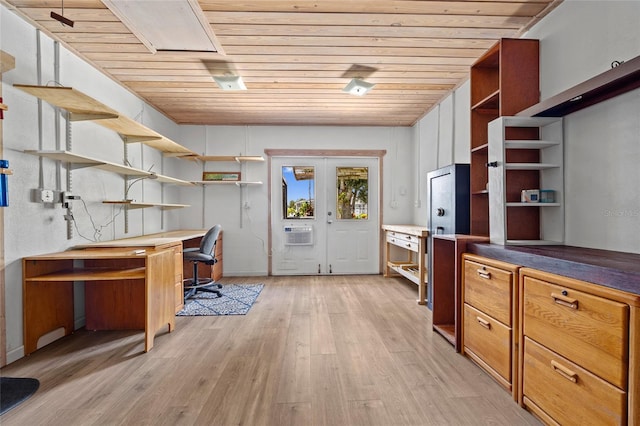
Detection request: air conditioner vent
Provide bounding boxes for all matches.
[284,225,313,245]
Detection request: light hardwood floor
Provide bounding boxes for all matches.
[0,275,540,425]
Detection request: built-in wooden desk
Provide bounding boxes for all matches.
[76,230,217,312]
[74,229,209,250]
[23,247,175,355]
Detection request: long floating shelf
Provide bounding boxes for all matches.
[14,84,197,158]
[518,54,640,117]
[25,150,194,185]
[198,155,264,162]
[103,201,190,210]
[193,180,263,186]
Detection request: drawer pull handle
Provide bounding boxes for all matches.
[551,360,578,383]
[406,243,412,248]
[476,316,491,329]
[476,268,491,279]
[551,292,579,309]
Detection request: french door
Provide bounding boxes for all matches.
[271,156,379,275]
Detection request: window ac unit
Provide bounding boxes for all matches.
[284,225,313,245]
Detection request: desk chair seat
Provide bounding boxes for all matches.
[184,225,222,299]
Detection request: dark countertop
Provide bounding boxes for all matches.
[467,243,640,296]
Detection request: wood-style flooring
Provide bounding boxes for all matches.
[0,275,540,425]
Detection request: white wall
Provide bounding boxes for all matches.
[174,125,414,276]
[414,0,640,253]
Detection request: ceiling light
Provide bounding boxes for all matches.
[101,0,224,54]
[213,75,247,91]
[343,78,375,96]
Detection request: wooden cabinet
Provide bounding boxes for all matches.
[519,267,639,426]
[382,225,428,305]
[431,235,487,351]
[487,116,564,244]
[470,38,540,237]
[462,253,519,399]
[426,164,470,309]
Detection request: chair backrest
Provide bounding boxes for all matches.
[200,224,222,255]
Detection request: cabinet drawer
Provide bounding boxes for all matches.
[523,337,626,425]
[386,234,418,252]
[522,275,629,389]
[463,259,512,326]
[463,304,511,382]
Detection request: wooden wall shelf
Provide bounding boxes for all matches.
[199,155,264,162]
[14,85,197,158]
[102,201,190,210]
[25,150,194,186]
[518,54,640,117]
[194,180,262,186]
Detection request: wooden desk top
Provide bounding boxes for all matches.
[23,247,167,260]
[73,229,208,249]
[382,224,429,237]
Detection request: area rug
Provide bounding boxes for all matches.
[177,283,264,316]
[0,377,40,415]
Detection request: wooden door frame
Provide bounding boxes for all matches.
[265,149,386,276]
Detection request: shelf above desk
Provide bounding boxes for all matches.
[25,150,194,185]
[193,180,263,186]
[14,84,197,158]
[198,155,264,162]
[102,200,190,210]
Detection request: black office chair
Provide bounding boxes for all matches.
[183,224,222,299]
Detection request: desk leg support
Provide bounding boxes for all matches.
[417,238,427,305]
[145,250,176,352]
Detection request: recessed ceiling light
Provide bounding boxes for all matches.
[101,0,224,54]
[213,75,247,91]
[343,78,375,96]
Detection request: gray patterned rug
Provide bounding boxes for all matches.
[176,284,264,316]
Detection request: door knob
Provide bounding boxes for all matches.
[436,208,445,216]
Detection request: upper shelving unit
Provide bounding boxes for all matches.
[14,85,198,158]
[518,54,640,117]
[25,150,194,186]
[488,116,564,245]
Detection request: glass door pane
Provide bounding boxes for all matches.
[336,167,368,220]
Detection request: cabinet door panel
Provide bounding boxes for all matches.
[464,304,511,381]
[463,259,512,325]
[523,338,626,426]
[523,275,628,389]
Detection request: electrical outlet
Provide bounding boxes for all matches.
[40,189,55,203]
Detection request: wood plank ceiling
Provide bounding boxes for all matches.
[3,0,562,126]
